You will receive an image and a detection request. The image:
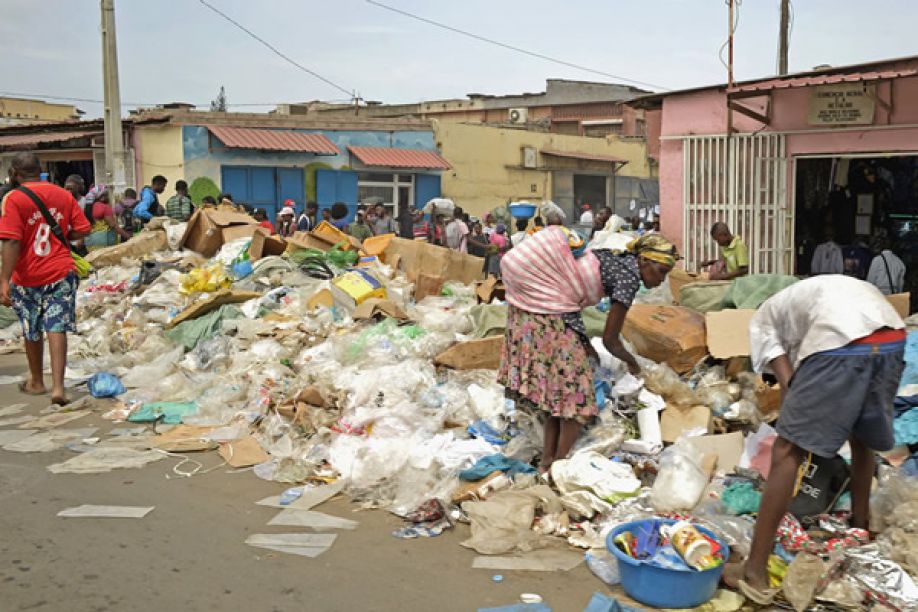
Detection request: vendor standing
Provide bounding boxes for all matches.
[498,228,677,473]
[729,275,905,605]
[700,222,748,280]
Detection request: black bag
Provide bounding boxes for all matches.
[789,454,850,526]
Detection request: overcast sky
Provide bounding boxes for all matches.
[3,0,916,118]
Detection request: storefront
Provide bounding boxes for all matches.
[634,55,918,305]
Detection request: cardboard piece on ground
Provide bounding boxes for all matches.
[255,480,346,510]
[415,273,445,302]
[244,533,338,558]
[248,227,286,260]
[286,231,334,253]
[476,276,499,303]
[686,431,745,474]
[151,424,218,452]
[218,436,268,468]
[887,292,911,319]
[57,505,154,518]
[20,410,90,430]
[307,288,334,311]
[178,208,258,257]
[384,237,484,285]
[352,298,408,321]
[85,230,169,267]
[267,509,359,530]
[166,289,261,329]
[705,309,756,359]
[668,268,707,304]
[660,405,713,443]
[725,356,751,379]
[434,336,504,370]
[451,471,504,503]
[622,304,707,374]
[755,378,782,417]
[0,429,37,446]
[295,386,327,408]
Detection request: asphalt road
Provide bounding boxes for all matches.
[0,352,626,612]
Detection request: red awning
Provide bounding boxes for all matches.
[0,129,100,150]
[207,126,339,154]
[727,69,918,94]
[347,146,450,170]
[540,149,627,164]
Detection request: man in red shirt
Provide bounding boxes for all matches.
[0,152,91,405]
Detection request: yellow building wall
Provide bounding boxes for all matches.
[434,121,653,218]
[134,124,185,190]
[0,98,80,122]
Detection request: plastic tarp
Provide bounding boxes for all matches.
[164,304,243,350]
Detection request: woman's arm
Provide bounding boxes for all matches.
[602,301,641,375]
[105,213,132,241]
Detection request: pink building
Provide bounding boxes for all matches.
[632,55,918,294]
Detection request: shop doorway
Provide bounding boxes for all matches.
[573,174,608,211]
[794,153,918,305]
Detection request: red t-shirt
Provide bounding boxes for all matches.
[0,182,91,287]
[90,202,114,220]
[259,219,275,233]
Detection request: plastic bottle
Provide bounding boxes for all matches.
[278,486,304,505]
[585,550,621,585]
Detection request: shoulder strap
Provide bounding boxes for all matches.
[16,186,73,252]
[880,253,896,292]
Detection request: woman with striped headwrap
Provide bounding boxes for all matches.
[499,228,678,473]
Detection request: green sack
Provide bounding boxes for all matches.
[721,275,799,310]
[71,252,93,279]
[679,281,731,313]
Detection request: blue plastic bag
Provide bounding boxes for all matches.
[87,372,126,398]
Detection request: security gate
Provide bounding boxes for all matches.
[682,133,791,274]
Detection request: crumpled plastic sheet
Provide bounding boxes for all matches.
[845,544,918,611]
[47,448,165,474]
[649,438,708,511]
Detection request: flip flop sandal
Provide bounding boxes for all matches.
[738,579,779,606]
[18,382,46,396]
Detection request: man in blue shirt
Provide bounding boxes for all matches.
[133,175,168,225]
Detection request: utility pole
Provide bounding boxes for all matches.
[727,0,735,87]
[101,0,126,190]
[778,0,790,75]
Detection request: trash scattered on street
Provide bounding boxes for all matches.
[57,505,155,518]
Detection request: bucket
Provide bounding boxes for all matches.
[508,202,537,219]
[607,518,728,609]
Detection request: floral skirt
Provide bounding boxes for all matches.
[498,305,597,422]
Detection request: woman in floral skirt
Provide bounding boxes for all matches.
[498,228,677,473]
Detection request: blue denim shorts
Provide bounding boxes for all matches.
[11,272,79,341]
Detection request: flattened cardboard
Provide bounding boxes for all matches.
[286,231,334,253]
[166,289,261,329]
[218,436,268,468]
[686,431,745,474]
[85,230,168,267]
[415,273,445,302]
[352,298,408,321]
[248,227,287,260]
[887,292,911,319]
[307,288,334,311]
[660,405,712,443]
[178,208,258,257]
[755,378,782,416]
[434,336,504,370]
[295,386,327,408]
[705,309,756,359]
[151,424,217,452]
[475,276,505,304]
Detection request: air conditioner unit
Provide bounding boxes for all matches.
[508,108,528,124]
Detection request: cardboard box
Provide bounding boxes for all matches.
[705,309,757,360]
[248,227,287,260]
[178,208,258,257]
[660,405,713,443]
[622,304,707,374]
[755,377,782,416]
[686,431,744,474]
[330,269,387,310]
[416,273,445,302]
[434,336,504,370]
[384,237,484,285]
[887,292,911,319]
[286,231,335,253]
[352,298,409,321]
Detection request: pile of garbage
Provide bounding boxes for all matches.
[0,210,915,611]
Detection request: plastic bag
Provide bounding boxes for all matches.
[550,451,642,503]
[87,372,126,398]
[649,438,708,511]
[179,263,232,294]
[585,549,621,586]
[461,485,562,555]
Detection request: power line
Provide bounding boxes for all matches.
[197,0,356,99]
[0,91,288,109]
[365,0,668,91]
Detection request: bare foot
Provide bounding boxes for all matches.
[722,561,745,589]
[50,395,70,407]
[19,380,47,395]
[742,565,771,593]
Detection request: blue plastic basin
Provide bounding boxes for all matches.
[606,518,728,609]
[508,202,537,219]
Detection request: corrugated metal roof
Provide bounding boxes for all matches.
[727,69,918,94]
[207,126,339,154]
[541,148,627,164]
[347,146,450,169]
[0,129,100,149]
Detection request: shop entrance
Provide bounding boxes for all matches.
[794,153,918,304]
[573,174,608,210]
